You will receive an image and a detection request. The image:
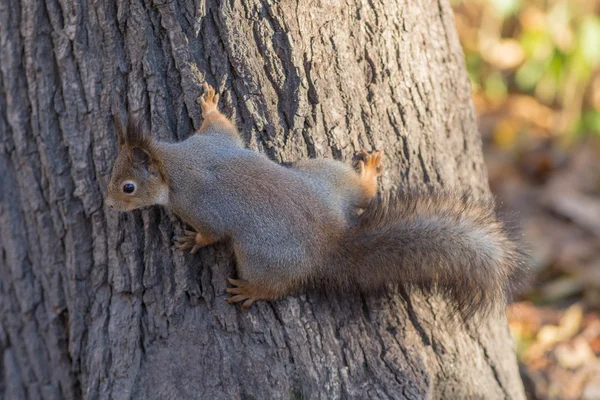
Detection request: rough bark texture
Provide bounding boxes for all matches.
[0,0,525,399]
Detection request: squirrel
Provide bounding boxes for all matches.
[105,83,523,319]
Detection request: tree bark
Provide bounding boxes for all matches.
[0,0,525,398]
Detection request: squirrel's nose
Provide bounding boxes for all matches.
[105,198,115,209]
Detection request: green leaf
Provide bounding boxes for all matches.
[581,111,600,134]
[519,30,553,58]
[484,73,508,101]
[489,0,521,17]
[515,60,546,91]
[579,17,600,67]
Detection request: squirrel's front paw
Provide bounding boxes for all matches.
[197,83,220,117]
[174,230,206,254]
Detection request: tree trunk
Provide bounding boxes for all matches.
[0,0,525,398]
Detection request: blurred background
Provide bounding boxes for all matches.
[450,0,600,398]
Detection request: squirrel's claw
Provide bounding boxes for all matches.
[225,287,244,295]
[226,294,247,303]
[242,298,255,310]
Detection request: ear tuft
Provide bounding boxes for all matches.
[112,114,151,150]
[113,115,126,147]
[124,117,152,150]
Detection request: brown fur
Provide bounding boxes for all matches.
[319,190,525,320]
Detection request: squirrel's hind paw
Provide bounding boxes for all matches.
[353,149,385,177]
[225,278,280,310]
[226,279,257,309]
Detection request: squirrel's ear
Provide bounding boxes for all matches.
[131,147,161,177]
[113,115,126,147]
[130,147,150,165]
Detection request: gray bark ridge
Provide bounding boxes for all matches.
[0,0,525,399]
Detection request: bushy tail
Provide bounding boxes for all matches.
[322,189,525,320]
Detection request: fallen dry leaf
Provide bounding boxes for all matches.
[554,337,595,369]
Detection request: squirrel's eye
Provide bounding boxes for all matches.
[122,182,136,194]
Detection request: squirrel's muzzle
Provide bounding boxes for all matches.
[105,197,116,210]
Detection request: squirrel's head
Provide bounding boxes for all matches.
[105,117,169,211]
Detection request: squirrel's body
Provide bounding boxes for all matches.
[151,133,368,291]
[106,84,522,318]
